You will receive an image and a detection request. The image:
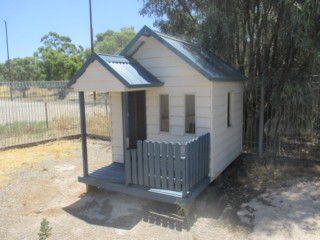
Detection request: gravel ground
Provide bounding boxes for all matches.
[0,139,319,240]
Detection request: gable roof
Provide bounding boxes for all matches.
[121,26,244,81]
[68,52,163,89]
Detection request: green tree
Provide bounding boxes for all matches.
[0,64,8,81]
[0,57,43,82]
[140,0,320,79]
[140,0,320,141]
[93,27,136,55]
[10,57,44,81]
[35,32,84,80]
[0,57,44,97]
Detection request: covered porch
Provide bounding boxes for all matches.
[68,52,211,204]
[79,133,210,204]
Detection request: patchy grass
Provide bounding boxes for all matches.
[87,112,111,136]
[50,116,79,131]
[215,156,320,208]
[0,121,47,136]
[0,112,110,148]
[0,140,79,186]
[189,155,320,231]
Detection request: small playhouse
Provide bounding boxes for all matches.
[68,26,244,204]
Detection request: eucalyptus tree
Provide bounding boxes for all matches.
[140,0,320,139]
[35,32,84,81]
[140,0,320,79]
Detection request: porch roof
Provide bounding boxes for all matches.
[68,52,163,90]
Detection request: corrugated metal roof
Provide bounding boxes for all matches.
[68,52,163,89]
[121,26,245,81]
[97,53,163,88]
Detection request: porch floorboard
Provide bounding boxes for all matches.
[79,163,210,204]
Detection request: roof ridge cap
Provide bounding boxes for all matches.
[156,31,199,48]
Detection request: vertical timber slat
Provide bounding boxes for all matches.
[161,142,168,189]
[148,142,155,187]
[182,144,188,197]
[174,143,181,192]
[143,141,149,186]
[167,143,174,191]
[137,140,144,185]
[154,142,161,188]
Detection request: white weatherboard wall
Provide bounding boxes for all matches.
[131,36,243,180]
[211,81,243,179]
[133,36,212,140]
[110,92,124,163]
[132,36,214,173]
[72,60,125,92]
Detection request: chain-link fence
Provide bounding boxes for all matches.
[243,75,320,161]
[0,81,110,149]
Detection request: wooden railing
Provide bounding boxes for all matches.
[125,133,210,197]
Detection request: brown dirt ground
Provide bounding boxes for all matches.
[0,139,319,240]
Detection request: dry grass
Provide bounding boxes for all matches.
[0,140,79,186]
[50,115,79,131]
[27,87,53,98]
[86,112,111,136]
[216,156,320,206]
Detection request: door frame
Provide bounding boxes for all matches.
[122,90,146,151]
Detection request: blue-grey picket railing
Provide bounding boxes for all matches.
[125,133,210,197]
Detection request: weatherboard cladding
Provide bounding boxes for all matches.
[68,26,244,90]
[68,52,163,89]
[98,54,163,88]
[121,26,244,81]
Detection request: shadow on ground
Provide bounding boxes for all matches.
[63,158,248,232]
[63,188,190,231]
[64,155,320,235]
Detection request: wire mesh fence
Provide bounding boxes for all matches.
[0,81,110,149]
[243,75,320,161]
[1,77,319,162]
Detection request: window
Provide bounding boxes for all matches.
[185,95,195,134]
[227,92,232,127]
[160,95,169,132]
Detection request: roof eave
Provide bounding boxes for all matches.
[120,26,151,56]
[209,76,246,81]
[121,26,246,82]
[126,82,164,89]
[67,53,97,88]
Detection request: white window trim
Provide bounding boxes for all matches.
[227,92,232,128]
[184,94,196,135]
[159,94,170,133]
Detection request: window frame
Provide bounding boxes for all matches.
[159,94,170,133]
[227,92,232,127]
[185,94,196,134]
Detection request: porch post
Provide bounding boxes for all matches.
[121,92,129,152]
[79,92,88,177]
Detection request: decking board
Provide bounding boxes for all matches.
[78,163,210,204]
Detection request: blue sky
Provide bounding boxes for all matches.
[0,0,156,63]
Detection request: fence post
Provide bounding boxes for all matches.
[44,102,49,128]
[258,77,265,159]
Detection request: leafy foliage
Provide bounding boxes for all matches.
[85,27,135,57]
[0,27,136,82]
[140,0,320,79]
[35,32,84,81]
[0,57,43,82]
[140,0,320,132]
